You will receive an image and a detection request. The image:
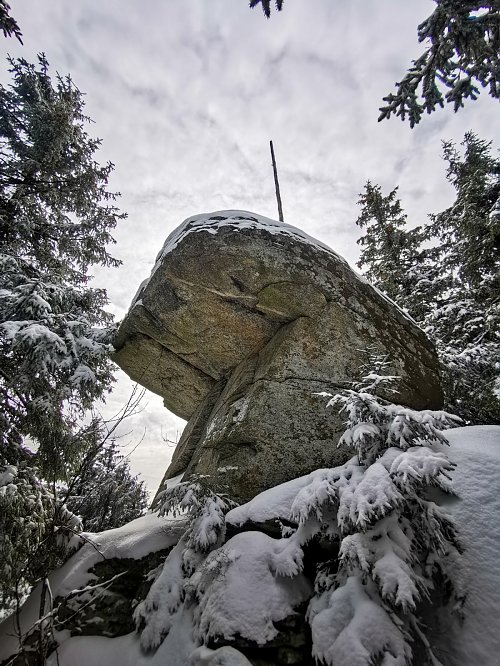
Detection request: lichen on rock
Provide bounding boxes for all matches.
[113,211,443,503]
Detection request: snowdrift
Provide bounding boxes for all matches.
[0,426,498,666]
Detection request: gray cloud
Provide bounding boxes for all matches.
[3,0,497,492]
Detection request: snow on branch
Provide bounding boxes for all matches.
[307,362,461,664]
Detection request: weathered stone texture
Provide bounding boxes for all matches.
[113,211,443,502]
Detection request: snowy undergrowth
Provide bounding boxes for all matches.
[0,513,186,663]
[4,424,497,666]
[136,475,313,653]
[18,426,500,666]
[303,371,461,665]
[135,478,235,650]
[132,369,462,665]
[4,369,467,665]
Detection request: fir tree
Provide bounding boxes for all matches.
[355,181,429,319]
[379,1,500,126]
[0,435,81,612]
[306,368,461,665]
[354,134,500,424]
[0,54,125,474]
[0,54,125,607]
[63,437,149,533]
[426,132,500,423]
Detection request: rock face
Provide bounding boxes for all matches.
[113,211,443,502]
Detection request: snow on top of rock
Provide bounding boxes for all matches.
[157,210,349,264]
[225,467,324,526]
[158,211,417,325]
[130,210,349,306]
[50,512,185,591]
[130,210,417,327]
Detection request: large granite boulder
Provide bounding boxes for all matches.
[113,211,443,502]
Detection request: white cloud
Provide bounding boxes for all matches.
[3,0,497,493]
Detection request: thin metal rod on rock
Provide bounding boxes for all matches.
[270,140,284,222]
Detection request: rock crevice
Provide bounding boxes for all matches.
[113,210,443,502]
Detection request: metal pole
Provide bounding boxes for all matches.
[270,140,284,222]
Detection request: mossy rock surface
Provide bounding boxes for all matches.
[114,211,443,503]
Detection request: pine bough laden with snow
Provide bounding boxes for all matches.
[134,477,235,650]
[128,371,461,665]
[379,1,500,126]
[248,1,499,125]
[308,372,461,664]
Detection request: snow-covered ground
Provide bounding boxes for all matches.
[1,425,499,666]
[433,426,500,665]
[0,513,187,663]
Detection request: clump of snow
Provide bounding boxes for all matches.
[0,464,17,489]
[339,513,419,609]
[217,466,238,473]
[139,483,311,652]
[308,575,410,666]
[226,468,323,526]
[189,530,312,645]
[189,645,253,665]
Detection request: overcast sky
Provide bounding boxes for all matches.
[3,0,498,493]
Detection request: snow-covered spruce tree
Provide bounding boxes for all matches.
[0,430,81,613]
[0,55,125,606]
[379,1,500,126]
[302,368,461,665]
[63,436,148,533]
[355,182,432,320]
[354,134,500,424]
[425,132,500,424]
[135,477,234,650]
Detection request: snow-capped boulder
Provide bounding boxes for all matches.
[113,211,443,502]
